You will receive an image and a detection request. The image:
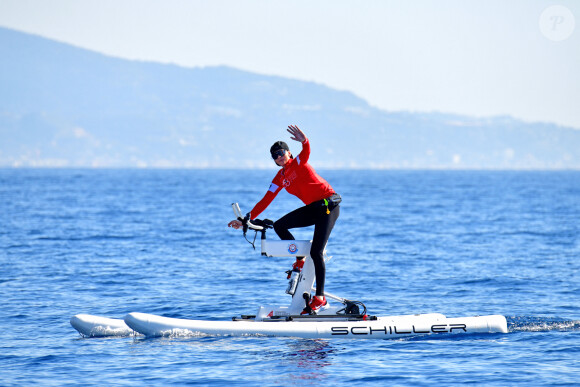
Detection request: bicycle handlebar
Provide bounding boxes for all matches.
[232,202,243,219]
[231,203,273,232]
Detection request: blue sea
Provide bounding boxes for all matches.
[1,169,579,385]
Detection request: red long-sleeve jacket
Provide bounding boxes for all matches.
[250,138,335,219]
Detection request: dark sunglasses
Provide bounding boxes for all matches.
[271,149,286,160]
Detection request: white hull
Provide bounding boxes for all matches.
[121,312,508,339]
[70,314,134,337]
[71,216,508,340]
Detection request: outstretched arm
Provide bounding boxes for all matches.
[287,125,306,143]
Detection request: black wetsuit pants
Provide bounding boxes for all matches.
[273,199,340,297]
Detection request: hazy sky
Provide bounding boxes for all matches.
[1,0,579,128]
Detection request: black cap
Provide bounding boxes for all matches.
[270,141,289,155]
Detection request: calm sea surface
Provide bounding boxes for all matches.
[1,169,579,385]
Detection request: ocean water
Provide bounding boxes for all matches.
[1,168,579,385]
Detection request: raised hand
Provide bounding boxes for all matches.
[287,125,306,143]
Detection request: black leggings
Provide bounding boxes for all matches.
[273,199,340,297]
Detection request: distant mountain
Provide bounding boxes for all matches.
[1,27,579,169]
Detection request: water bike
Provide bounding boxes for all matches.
[70,203,508,339]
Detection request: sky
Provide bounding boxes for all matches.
[1,0,579,129]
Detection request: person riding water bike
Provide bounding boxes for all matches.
[228,125,341,315]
